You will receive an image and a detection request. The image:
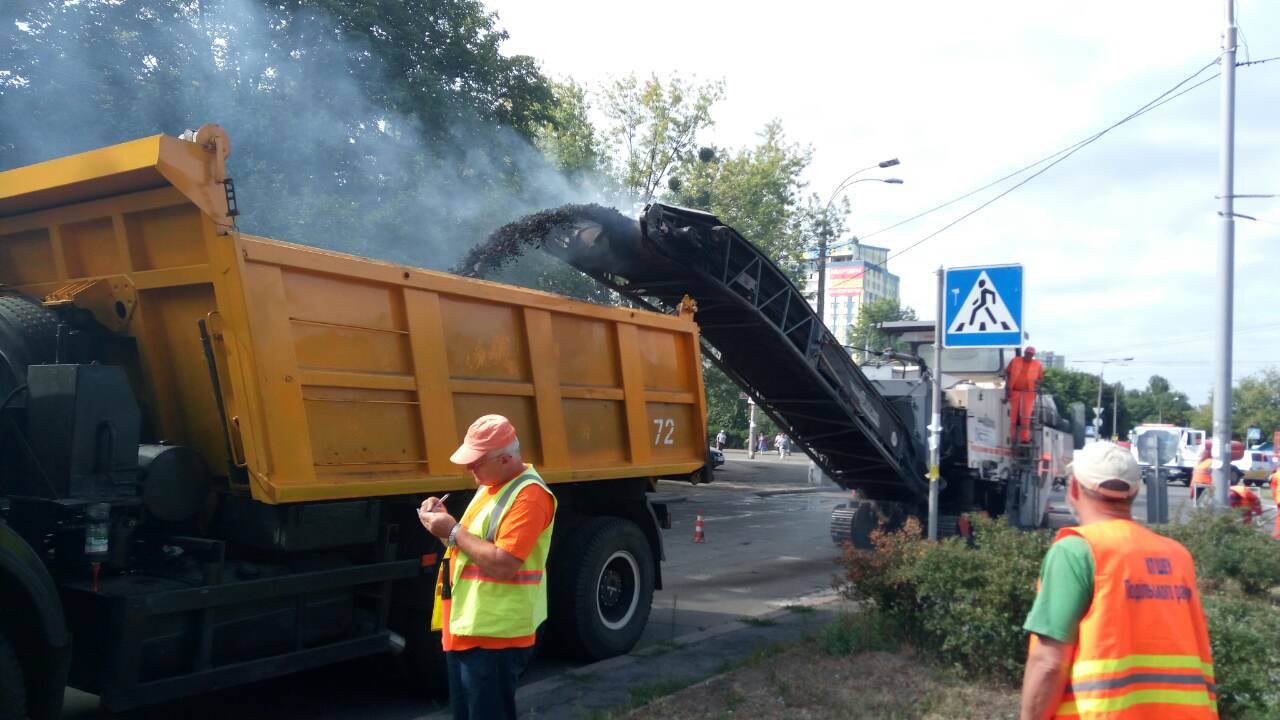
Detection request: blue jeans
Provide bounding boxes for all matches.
[446,646,535,720]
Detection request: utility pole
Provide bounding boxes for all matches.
[1212,0,1237,508]
[747,397,758,460]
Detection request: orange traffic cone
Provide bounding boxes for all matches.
[692,511,706,543]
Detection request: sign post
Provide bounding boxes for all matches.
[1136,429,1176,524]
[934,265,1024,538]
[928,267,943,540]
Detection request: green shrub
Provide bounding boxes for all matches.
[1201,592,1280,718]
[837,511,1280,715]
[1157,510,1280,596]
[838,515,1049,678]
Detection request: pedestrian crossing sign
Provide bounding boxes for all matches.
[943,264,1023,348]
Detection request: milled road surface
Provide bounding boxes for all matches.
[63,451,847,719]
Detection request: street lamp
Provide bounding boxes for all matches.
[1072,358,1133,439]
[815,168,904,323]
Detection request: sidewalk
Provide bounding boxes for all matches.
[521,596,844,719]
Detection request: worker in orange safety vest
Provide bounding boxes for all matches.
[1269,467,1280,538]
[1005,346,1044,445]
[1189,443,1214,506]
[1228,484,1262,525]
[1021,442,1217,719]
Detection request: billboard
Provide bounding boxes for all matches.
[827,262,864,298]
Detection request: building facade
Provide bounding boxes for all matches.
[804,243,901,345]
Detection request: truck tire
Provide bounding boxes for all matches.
[0,632,27,720]
[550,517,654,660]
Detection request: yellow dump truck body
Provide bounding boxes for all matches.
[0,130,708,504]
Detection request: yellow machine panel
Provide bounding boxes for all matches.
[0,128,708,504]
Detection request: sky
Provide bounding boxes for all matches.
[484,0,1279,405]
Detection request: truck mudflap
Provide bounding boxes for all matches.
[0,518,71,720]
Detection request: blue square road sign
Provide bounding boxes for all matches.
[943,264,1023,348]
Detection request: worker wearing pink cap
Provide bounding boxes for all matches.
[418,414,556,720]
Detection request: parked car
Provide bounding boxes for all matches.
[1233,450,1276,486]
[708,447,726,468]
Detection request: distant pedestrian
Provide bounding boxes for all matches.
[715,430,727,451]
[757,435,768,454]
[780,435,792,458]
[1020,442,1216,719]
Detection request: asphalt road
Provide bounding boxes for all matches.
[63,451,847,719]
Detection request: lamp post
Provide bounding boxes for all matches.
[1073,358,1133,439]
[814,167,903,325]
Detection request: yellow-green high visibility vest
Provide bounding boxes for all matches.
[434,466,556,638]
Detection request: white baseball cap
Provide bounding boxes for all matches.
[1068,442,1141,498]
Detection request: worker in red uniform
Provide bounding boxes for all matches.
[1005,346,1044,445]
[1229,484,1262,525]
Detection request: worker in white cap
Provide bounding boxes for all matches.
[1020,442,1217,719]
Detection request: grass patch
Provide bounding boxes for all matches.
[635,640,680,657]
[783,603,816,614]
[739,615,778,627]
[818,612,901,656]
[621,641,1020,719]
[628,677,695,707]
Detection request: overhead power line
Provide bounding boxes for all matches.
[882,58,1225,261]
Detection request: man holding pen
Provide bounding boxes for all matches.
[418,415,556,720]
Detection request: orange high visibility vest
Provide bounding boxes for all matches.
[1190,458,1213,486]
[1038,519,1217,718]
[1007,356,1044,391]
[1270,470,1280,504]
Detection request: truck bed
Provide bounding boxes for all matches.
[0,132,708,504]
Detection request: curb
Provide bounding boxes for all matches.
[518,593,841,704]
[754,487,828,497]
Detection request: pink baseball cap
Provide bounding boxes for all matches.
[450,414,518,466]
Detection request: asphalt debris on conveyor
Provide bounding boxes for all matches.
[453,203,632,279]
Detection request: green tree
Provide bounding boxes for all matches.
[1,0,568,269]
[532,78,609,181]
[1041,367,1103,431]
[667,121,813,279]
[1182,368,1280,440]
[1124,375,1193,427]
[845,298,918,357]
[600,74,723,201]
[1233,368,1280,441]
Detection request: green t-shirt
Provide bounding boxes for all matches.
[1023,535,1095,643]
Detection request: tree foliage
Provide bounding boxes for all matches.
[1124,375,1194,427]
[1188,368,1280,440]
[600,74,723,202]
[845,297,918,357]
[667,121,813,279]
[1,0,572,269]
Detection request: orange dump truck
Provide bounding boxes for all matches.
[0,126,707,716]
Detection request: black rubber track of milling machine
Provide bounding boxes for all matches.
[536,202,928,503]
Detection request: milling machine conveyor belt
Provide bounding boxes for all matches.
[542,203,927,502]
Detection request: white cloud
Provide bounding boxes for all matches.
[487,0,1280,403]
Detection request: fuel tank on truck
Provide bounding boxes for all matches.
[0,125,710,504]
